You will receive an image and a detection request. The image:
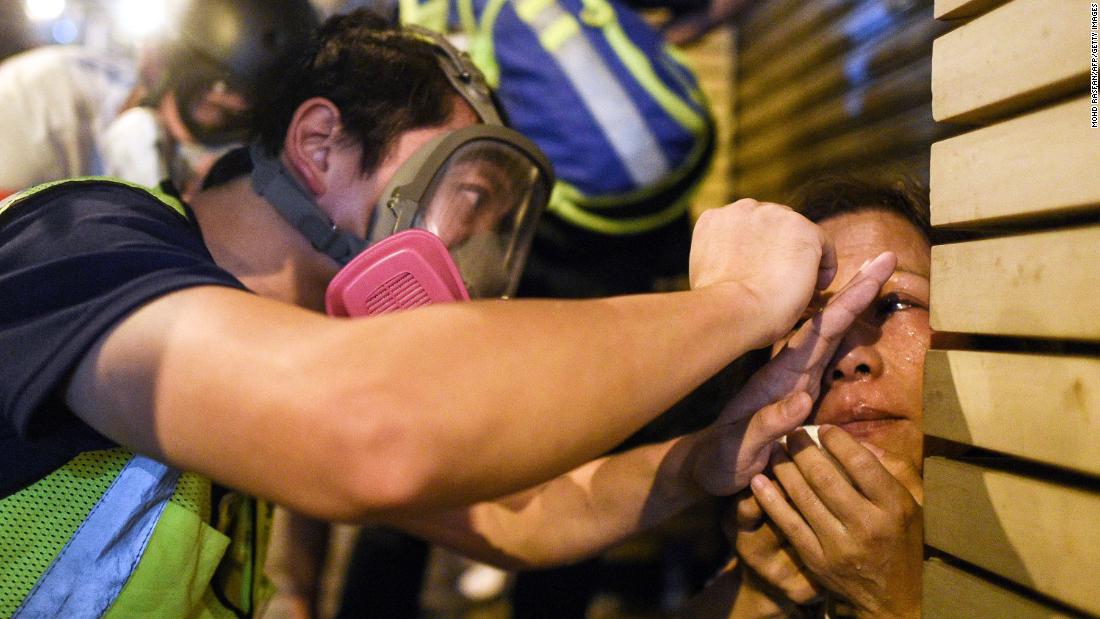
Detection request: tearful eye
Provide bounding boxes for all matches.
[876,292,917,318]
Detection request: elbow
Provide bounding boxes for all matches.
[320,395,442,520]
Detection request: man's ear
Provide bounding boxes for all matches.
[283,97,342,196]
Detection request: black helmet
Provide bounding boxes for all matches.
[161,0,320,145]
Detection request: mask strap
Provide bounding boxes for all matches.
[249,142,368,264]
[404,25,503,125]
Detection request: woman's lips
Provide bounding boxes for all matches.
[833,417,903,439]
[815,406,906,439]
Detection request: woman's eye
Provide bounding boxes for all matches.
[875,293,919,318]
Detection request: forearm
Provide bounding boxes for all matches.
[70,284,766,520]
[320,285,766,514]
[392,432,709,568]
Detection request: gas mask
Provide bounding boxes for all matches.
[250,26,554,318]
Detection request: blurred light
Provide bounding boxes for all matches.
[51,18,79,44]
[25,0,66,22]
[112,0,169,42]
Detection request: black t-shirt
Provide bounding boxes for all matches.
[0,180,246,497]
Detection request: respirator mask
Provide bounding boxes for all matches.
[251,26,554,318]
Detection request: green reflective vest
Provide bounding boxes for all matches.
[0,179,274,618]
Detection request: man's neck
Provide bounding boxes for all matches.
[189,176,339,313]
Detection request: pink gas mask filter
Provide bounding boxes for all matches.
[325,229,470,318]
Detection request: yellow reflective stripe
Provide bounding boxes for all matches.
[548,181,694,235]
[540,14,580,51]
[583,0,707,133]
[514,0,673,185]
[457,0,477,38]
[402,0,449,30]
[469,0,509,87]
[515,0,555,22]
[0,177,187,220]
[554,121,712,211]
[662,43,707,108]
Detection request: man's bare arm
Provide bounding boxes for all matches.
[64,200,830,521]
[384,252,896,567]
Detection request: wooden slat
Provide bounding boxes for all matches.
[924,458,1100,615]
[923,559,1078,618]
[738,10,941,138]
[924,350,1100,475]
[739,0,906,103]
[931,0,1090,123]
[934,0,1010,20]
[737,0,803,42]
[930,96,1100,228]
[929,225,1100,341]
[738,59,932,168]
[738,0,853,75]
[739,104,940,189]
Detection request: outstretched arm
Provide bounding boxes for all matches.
[387,251,896,568]
[64,199,832,522]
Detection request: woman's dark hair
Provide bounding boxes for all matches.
[787,175,939,243]
[252,9,456,174]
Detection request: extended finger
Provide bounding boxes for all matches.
[692,393,809,496]
[734,491,765,531]
[738,523,823,604]
[818,425,914,509]
[867,445,924,505]
[785,429,871,525]
[723,252,897,417]
[749,556,825,607]
[808,251,896,343]
[740,391,813,452]
[789,252,895,355]
[749,473,825,568]
[768,445,845,540]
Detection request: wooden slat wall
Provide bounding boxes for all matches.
[931,0,1092,124]
[731,0,952,202]
[923,558,1077,619]
[924,0,1100,614]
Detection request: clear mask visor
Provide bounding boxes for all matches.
[415,140,546,297]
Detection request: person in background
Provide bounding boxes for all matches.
[0,0,318,200]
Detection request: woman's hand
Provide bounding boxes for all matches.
[749,426,923,619]
[728,490,823,607]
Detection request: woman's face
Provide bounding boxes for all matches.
[781,208,932,468]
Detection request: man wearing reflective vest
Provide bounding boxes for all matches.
[0,9,888,618]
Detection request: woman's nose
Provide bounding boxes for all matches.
[824,333,885,385]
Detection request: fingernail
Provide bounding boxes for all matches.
[750,474,768,491]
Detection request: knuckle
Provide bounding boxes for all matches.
[806,462,843,490]
[834,545,864,568]
[848,450,878,472]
